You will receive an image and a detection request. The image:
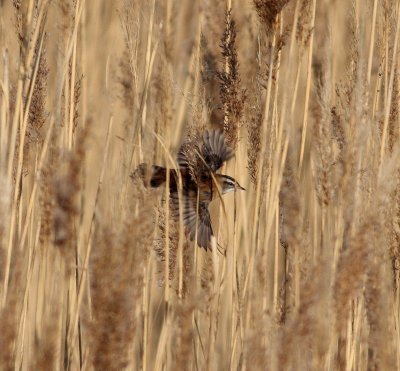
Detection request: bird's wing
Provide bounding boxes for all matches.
[202,129,234,173]
[177,144,190,169]
[177,129,234,174]
[170,188,213,250]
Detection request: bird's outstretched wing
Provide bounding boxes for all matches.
[202,129,234,172]
[170,188,213,250]
[177,129,234,176]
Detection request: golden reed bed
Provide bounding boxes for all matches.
[0,0,399,370]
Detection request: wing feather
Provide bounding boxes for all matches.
[202,129,234,173]
[177,129,234,175]
[170,188,213,250]
[171,129,232,249]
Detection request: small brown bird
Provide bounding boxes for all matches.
[138,129,244,250]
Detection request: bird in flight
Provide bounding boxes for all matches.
[138,129,244,250]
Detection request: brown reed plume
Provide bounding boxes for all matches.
[0,255,23,370]
[90,178,153,369]
[27,35,48,146]
[218,10,246,147]
[246,94,262,184]
[253,0,292,33]
[53,128,87,254]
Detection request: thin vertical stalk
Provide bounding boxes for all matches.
[298,0,316,170]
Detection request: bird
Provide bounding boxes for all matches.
[136,129,245,250]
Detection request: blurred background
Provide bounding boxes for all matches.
[0,0,399,370]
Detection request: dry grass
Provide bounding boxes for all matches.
[1,0,400,370]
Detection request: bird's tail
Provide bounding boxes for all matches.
[132,163,167,188]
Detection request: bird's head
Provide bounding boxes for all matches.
[217,174,245,194]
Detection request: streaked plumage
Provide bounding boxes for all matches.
[138,129,244,250]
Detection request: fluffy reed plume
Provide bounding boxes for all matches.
[389,71,399,152]
[27,35,48,145]
[0,253,23,370]
[390,173,400,278]
[118,0,139,119]
[218,10,246,147]
[0,175,10,285]
[200,35,220,101]
[13,0,24,49]
[311,58,337,207]
[0,291,19,369]
[53,129,87,253]
[170,239,196,368]
[31,303,59,371]
[296,0,313,46]
[279,149,303,310]
[201,4,225,126]
[172,298,195,368]
[253,0,292,33]
[246,93,262,184]
[39,143,57,244]
[245,241,273,369]
[151,53,173,160]
[333,217,376,332]
[90,179,153,369]
[277,259,331,370]
[154,206,181,281]
[363,158,399,370]
[364,254,397,370]
[154,204,193,289]
[90,226,134,370]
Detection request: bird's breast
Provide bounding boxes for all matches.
[197,178,215,203]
